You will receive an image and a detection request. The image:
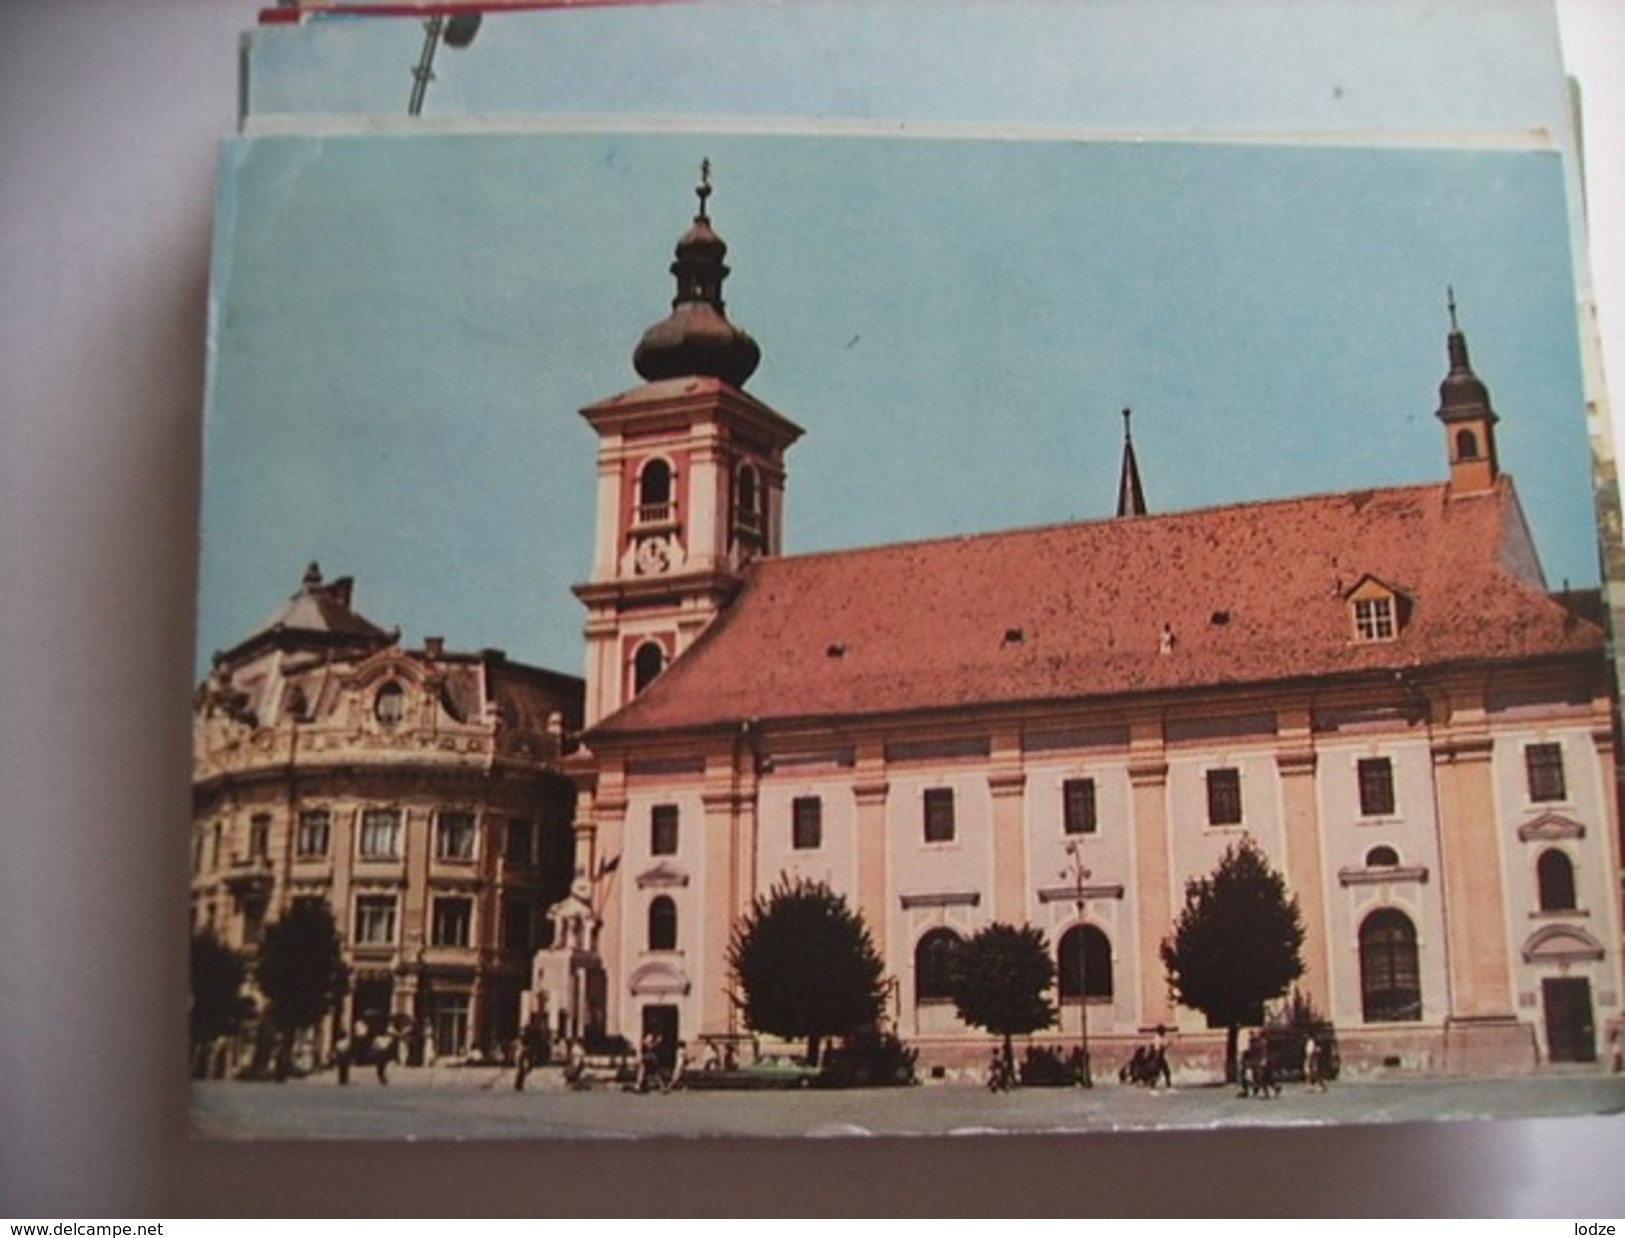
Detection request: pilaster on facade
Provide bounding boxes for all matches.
[1124,713,1175,1030]
[1274,702,1330,1012]
[987,730,1029,926]
[1427,682,1518,1029]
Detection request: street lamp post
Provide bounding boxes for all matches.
[408,13,483,117]
[1063,840,1093,1087]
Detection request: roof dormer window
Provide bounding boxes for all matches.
[1348,577,1405,643]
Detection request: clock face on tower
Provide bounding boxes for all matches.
[634,534,673,576]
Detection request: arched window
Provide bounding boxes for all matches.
[1456,428,1479,461]
[633,642,665,695]
[1359,908,1421,1023]
[1365,845,1400,868]
[1057,924,1113,1002]
[374,681,405,726]
[637,458,673,523]
[1537,849,1577,912]
[648,896,677,952]
[914,928,961,1003]
[736,463,762,532]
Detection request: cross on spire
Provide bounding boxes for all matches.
[697,158,713,220]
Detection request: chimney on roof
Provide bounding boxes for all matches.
[424,636,445,658]
[1117,408,1147,518]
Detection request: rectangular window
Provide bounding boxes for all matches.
[359,809,402,859]
[431,897,473,948]
[923,788,956,843]
[651,804,679,856]
[249,813,271,860]
[354,895,397,945]
[1525,743,1567,803]
[792,796,823,850]
[505,818,536,867]
[1357,758,1396,817]
[1062,778,1098,835]
[1353,597,1396,641]
[436,811,476,861]
[1206,768,1243,827]
[502,897,534,953]
[296,810,331,858]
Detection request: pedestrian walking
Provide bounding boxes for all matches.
[1151,1023,1173,1089]
[373,1030,395,1085]
[635,1032,660,1093]
[663,1040,688,1093]
[334,1033,352,1086]
[1303,1033,1327,1092]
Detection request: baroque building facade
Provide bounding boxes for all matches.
[536,175,1624,1076]
[192,565,581,1066]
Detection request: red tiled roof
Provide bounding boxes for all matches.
[591,477,1603,737]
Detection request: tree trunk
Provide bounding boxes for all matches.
[806,1034,823,1067]
[1224,1024,1240,1084]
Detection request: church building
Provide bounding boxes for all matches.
[537,170,1623,1077]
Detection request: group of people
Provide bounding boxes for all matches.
[1119,1025,1174,1089]
[332,1025,398,1086]
[1236,1028,1330,1098]
[632,1032,690,1093]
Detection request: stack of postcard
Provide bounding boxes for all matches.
[190,0,1625,1142]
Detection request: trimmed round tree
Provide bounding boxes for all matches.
[1160,835,1306,1081]
[189,929,249,1077]
[728,877,886,1067]
[254,899,349,1079]
[949,922,1058,1070]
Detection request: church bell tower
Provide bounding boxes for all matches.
[1436,289,1501,498]
[574,164,804,726]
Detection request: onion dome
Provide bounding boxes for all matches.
[1435,287,1496,425]
[632,161,762,389]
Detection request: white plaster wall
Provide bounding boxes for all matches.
[1025,755,1138,1034]
[1165,745,1287,893]
[616,782,709,1044]
[1316,735,1451,1031]
[1492,720,1625,1058]
[755,772,860,898]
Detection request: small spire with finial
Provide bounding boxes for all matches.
[696,158,712,221]
[1447,284,1459,331]
[1116,407,1147,518]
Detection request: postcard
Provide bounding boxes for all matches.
[189,1,1625,1140]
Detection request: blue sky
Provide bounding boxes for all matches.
[198,129,1594,679]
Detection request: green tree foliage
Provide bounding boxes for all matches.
[189,930,249,1077]
[1160,836,1306,1081]
[254,899,349,1079]
[728,877,886,1066]
[949,922,1058,1066]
